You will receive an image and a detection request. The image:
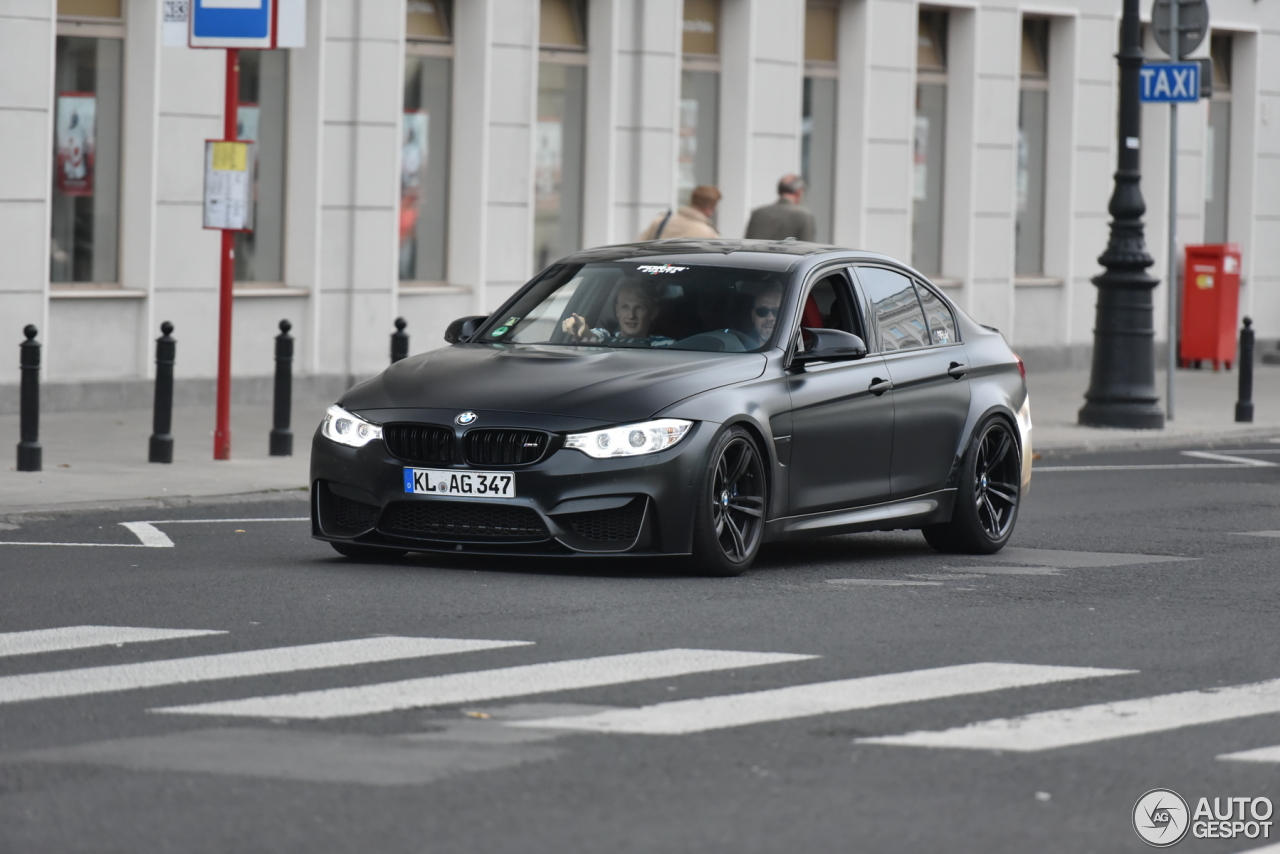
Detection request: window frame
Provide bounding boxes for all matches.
[49,27,125,289]
[784,264,869,364]
[910,275,962,347]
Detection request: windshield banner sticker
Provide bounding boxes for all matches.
[637,264,688,275]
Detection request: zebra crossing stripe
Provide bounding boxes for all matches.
[153,649,817,720]
[0,637,530,704]
[859,677,1280,752]
[507,663,1132,735]
[0,626,226,658]
[1218,745,1280,764]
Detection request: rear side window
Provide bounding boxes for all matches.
[855,266,930,352]
[914,280,957,345]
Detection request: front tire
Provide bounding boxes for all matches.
[330,542,409,561]
[688,426,767,576]
[922,416,1021,554]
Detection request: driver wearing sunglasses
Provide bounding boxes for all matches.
[748,284,784,346]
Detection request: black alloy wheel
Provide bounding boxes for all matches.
[690,426,767,576]
[922,416,1021,554]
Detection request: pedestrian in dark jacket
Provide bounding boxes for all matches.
[744,174,817,242]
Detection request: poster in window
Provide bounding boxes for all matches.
[400,110,429,263]
[236,104,260,142]
[55,93,96,197]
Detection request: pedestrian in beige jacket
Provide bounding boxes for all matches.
[638,185,722,240]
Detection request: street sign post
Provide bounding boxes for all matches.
[185,0,303,460]
[1147,0,1208,422]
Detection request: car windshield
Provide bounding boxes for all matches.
[485,262,789,352]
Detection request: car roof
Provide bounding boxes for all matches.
[557,239,904,273]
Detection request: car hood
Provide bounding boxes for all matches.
[341,343,768,423]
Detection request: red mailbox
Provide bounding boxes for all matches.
[1179,243,1242,370]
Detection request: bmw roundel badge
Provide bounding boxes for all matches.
[455,411,478,426]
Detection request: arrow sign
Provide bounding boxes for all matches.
[1139,62,1200,103]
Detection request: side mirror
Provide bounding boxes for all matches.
[444,315,487,344]
[792,328,868,364]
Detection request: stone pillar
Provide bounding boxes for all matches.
[0,3,55,354]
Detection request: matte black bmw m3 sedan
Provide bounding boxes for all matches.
[311,239,1032,576]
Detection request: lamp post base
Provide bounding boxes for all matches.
[1078,399,1165,429]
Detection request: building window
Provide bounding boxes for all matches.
[533,0,587,271]
[50,2,124,284]
[913,10,947,276]
[401,2,452,283]
[1205,33,1232,244]
[1016,18,1049,275]
[234,50,288,283]
[680,0,720,207]
[803,0,838,244]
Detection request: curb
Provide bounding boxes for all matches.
[1034,426,1280,455]
[0,487,310,521]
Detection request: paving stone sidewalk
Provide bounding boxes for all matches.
[1,365,1276,514]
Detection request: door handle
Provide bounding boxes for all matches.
[868,378,893,396]
[947,362,969,379]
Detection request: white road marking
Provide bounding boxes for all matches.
[1218,745,1280,764]
[1036,450,1280,473]
[858,677,1280,752]
[507,663,1133,735]
[118,522,175,548]
[1035,463,1251,472]
[0,626,225,658]
[826,579,943,587]
[1229,845,1280,854]
[153,649,817,720]
[0,637,530,704]
[1234,531,1280,538]
[1182,451,1279,467]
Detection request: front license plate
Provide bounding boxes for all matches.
[403,468,516,498]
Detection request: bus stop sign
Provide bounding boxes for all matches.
[190,0,274,49]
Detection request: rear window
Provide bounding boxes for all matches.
[484,262,789,352]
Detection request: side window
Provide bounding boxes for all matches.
[913,280,958,345]
[855,266,930,352]
[793,272,861,352]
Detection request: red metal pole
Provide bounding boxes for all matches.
[213,47,239,460]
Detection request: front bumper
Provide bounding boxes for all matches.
[310,413,714,556]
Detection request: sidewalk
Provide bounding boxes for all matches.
[1,365,1277,515]
[1027,363,1280,452]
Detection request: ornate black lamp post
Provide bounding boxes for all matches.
[1079,0,1166,429]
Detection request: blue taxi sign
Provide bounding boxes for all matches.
[190,0,274,49]
[1139,62,1201,103]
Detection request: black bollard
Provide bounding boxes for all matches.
[1235,317,1255,423]
[269,319,294,456]
[148,322,176,463]
[16,325,41,472]
[391,317,409,364]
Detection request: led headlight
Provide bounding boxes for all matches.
[320,404,383,448]
[565,419,693,459]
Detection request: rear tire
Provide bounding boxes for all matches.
[687,426,767,577]
[330,542,409,561]
[922,416,1021,555]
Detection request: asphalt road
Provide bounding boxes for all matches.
[1,441,1279,854]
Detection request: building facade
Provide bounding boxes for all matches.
[2,0,1278,407]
